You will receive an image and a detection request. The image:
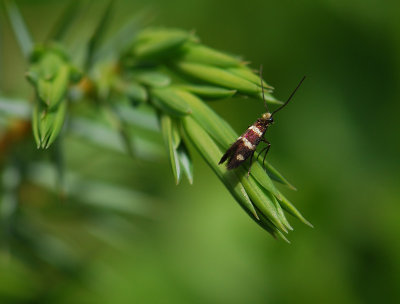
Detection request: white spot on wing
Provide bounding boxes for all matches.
[241,137,256,150]
[236,154,245,161]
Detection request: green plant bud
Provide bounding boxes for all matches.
[37,64,70,109]
[179,42,243,67]
[240,173,288,233]
[227,67,273,90]
[151,87,192,116]
[174,62,261,95]
[39,52,64,80]
[132,28,195,59]
[176,84,236,99]
[27,48,75,109]
[133,70,171,87]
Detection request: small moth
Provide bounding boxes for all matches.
[219,66,305,174]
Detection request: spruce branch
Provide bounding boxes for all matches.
[1,2,312,240]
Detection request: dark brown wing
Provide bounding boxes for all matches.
[219,141,240,165]
[219,140,254,170]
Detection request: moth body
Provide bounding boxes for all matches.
[218,65,305,174]
[219,113,273,170]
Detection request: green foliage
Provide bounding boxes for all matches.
[3,0,33,58]
[2,1,400,303]
[1,0,310,243]
[27,45,80,148]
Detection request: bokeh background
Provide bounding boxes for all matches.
[1,0,400,303]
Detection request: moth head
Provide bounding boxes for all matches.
[262,112,274,124]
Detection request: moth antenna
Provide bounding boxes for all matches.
[259,65,269,112]
[272,76,306,116]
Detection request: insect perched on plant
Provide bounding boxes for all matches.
[219,66,305,175]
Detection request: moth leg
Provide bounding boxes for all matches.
[261,140,271,170]
[256,137,271,161]
[257,146,269,162]
[247,151,255,177]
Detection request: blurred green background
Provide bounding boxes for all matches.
[1,0,400,303]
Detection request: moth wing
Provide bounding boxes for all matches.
[227,144,253,170]
[219,141,240,165]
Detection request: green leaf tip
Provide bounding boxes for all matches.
[174,62,261,95]
[32,100,67,149]
[178,42,243,67]
[278,194,313,228]
[176,84,237,99]
[131,28,196,59]
[160,114,182,185]
[177,141,194,184]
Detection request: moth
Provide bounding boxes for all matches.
[219,66,305,174]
